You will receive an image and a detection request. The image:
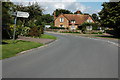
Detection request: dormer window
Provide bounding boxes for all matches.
[87,19,92,23]
[71,20,75,23]
[60,18,64,22]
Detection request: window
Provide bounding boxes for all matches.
[71,26,75,28]
[87,19,92,23]
[60,18,64,22]
[71,20,75,23]
[60,25,64,27]
[71,25,76,30]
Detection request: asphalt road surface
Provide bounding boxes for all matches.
[2,33,118,78]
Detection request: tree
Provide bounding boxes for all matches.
[99,2,120,37]
[2,1,45,38]
[92,13,99,21]
[2,1,14,25]
[80,22,92,33]
[53,9,73,17]
[2,1,15,39]
[41,14,53,23]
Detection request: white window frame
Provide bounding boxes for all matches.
[60,25,64,27]
[87,19,92,23]
[60,18,64,22]
[71,20,75,23]
[71,25,75,29]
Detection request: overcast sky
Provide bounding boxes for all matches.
[10,0,110,15]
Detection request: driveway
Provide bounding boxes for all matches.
[2,33,118,78]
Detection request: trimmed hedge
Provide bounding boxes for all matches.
[49,27,65,29]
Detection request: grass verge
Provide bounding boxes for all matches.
[1,40,43,59]
[40,34,57,39]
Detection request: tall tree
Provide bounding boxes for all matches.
[53,9,73,17]
[2,1,15,39]
[41,14,53,23]
[99,2,120,36]
[2,1,14,25]
[92,13,99,21]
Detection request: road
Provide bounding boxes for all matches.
[2,33,118,78]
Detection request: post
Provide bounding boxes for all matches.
[13,14,17,41]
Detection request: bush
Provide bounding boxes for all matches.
[20,27,30,36]
[28,27,41,37]
[49,27,65,29]
[98,32,103,34]
[2,25,12,39]
[60,30,80,34]
[91,32,103,34]
[91,23,99,30]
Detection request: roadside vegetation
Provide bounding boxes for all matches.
[2,34,57,59]
[2,1,57,59]
[2,40,43,59]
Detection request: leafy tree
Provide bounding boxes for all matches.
[2,1,15,39]
[92,13,99,21]
[41,14,53,23]
[53,9,73,17]
[2,1,46,38]
[2,1,14,25]
[80,22,91,33]
[99,2,120,37]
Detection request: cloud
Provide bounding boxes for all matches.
[10,0,109,2]
[10,0,102,15]
[10,0,77,2]
[38,2,90,14]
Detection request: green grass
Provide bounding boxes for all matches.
[40,34,57,39]
[2,40,43,59]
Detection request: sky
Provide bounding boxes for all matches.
[10,0,110,15]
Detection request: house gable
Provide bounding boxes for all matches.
[54,14,69,28]
[86,16,95,23]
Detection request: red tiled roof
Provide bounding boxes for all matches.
[63,14,90,25]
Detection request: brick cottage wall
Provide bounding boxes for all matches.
[54,14,69,28]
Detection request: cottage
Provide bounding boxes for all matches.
[54,11,95,30]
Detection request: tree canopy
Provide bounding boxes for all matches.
[99,2,120,29]
[92,13,99,21]
[2,1,54,38]
[53,9,73,17]
[98,2,120,36]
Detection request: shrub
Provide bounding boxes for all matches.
[91,32,98,34]
[49,27,65,29]
[98,32,103,34]
[20,27,30,36]
[60,30,80,34]
[28,27,41,37]
[91,32,103,34]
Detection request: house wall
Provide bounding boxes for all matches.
[87,16,95,23]
[69,25,78,30]
[54,15,69,28]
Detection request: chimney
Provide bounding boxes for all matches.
[75,10,82,14]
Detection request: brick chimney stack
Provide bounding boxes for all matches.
[75,10,82,14]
